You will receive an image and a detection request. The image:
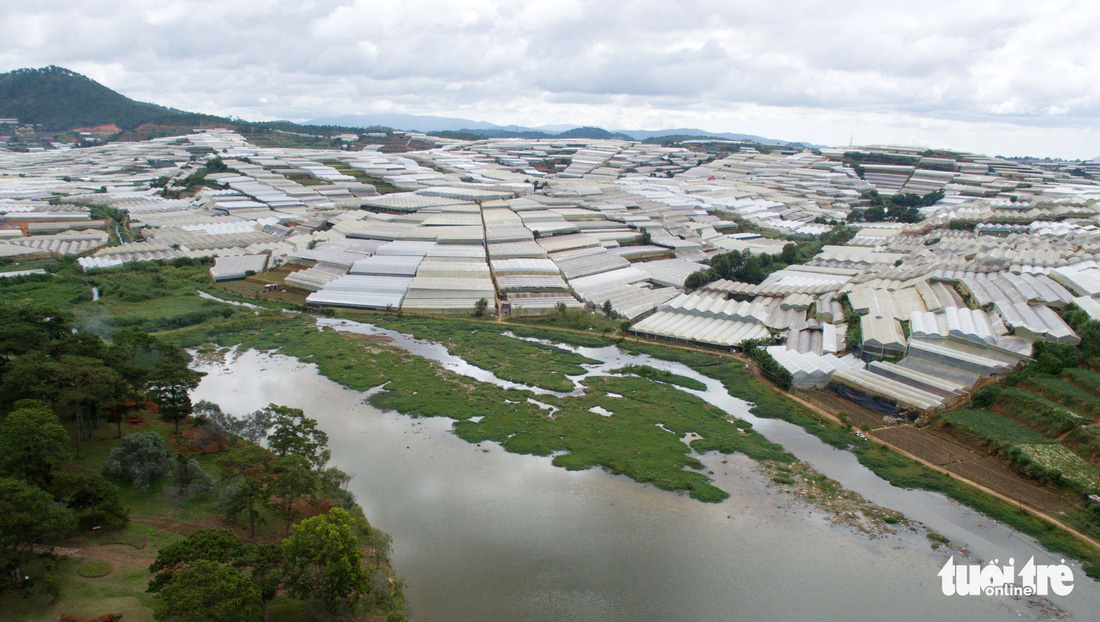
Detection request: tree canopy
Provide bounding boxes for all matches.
[0,401,68,488]
[0,477,76,585]
[153,560,262,622]
[266,405,330,470]
[282,507,370,611]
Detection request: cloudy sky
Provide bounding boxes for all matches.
[2,1,1097,158]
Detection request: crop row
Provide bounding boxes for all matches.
[1012,443,1100,494]
[941,409,1048,446]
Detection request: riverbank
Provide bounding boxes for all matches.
[167,312,797,503]
[193,347,1073,622]
[332,311,1100,579]
[614,339,1100,580]
[162,305,1100,581]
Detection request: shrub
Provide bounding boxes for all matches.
[969,385,1002,409]
[741,339,792,391]
[77,561,112,578]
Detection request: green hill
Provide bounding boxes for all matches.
[0,65,227,131]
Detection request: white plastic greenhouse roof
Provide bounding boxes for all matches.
[284,264,348,292]
[554,251,629,280]
[426,244,486,259]
[765,346,864,389]
[320,275,413,295]
[1074,296,1100,321]
[909,308,998,343]
[634,258,706,288]
[306,290,407,310]
[210,254,268,281]
[860,315,906,350]
[1050,261,1100,298]
[488,240,548,259]
[586,283,679,320]
[847,286,928,321]
[491,258,561,275]
[349,255,423,277]
[994,301,1079,345]
[632,312,771,347]
[376,240,437,256]
[867,360,967,398]
[830,368,945,413]
[569,266,649,294]
[306,275,414,309]
[497,274,569,293]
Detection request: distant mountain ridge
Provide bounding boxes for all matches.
[306,114,810,146]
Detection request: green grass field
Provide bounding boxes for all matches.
[610,364,708,391]
[371,315,601,392]
[508,307,625,335]
[454,374,793,502]
[0,259,256,338]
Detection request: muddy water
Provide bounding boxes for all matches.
[192,341,1100,621]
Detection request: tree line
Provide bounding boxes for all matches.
[846,189,941,224]
[683,225,855,291]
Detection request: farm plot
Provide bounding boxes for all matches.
[995,387,1089,437]
[872,427,975,466]
[1015,443,1100,494]
[1065,424,1100,463]
[1064,368,1100,396]
[943,458,1074,513]
[1026,376,1100,419]
[798,389,886,431]
[941,409,1049,447]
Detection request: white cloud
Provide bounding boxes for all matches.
[0,0,1097,158]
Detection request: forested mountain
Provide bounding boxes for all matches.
[0,66,396,143]
[0,66,228,131]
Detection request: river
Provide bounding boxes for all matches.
[191,320,1100,621]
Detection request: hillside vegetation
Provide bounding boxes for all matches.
[0,66,225,131]
[0,66,397,144]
